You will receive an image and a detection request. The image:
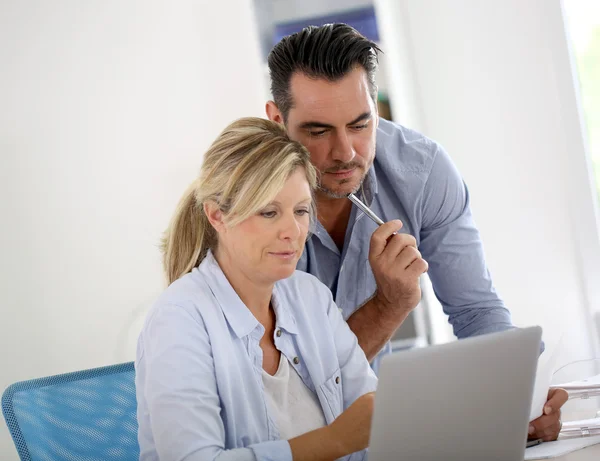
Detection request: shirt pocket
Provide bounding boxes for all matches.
[316,367,343,424]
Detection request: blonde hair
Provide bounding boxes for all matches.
[161,117,317,284]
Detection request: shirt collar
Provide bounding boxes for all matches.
[199,250,260,339]
[311,164,379,245]
[361,164,378,206]
[198,250,298,338]
[272,284,299,335]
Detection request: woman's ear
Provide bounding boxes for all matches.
[203,201,226,234]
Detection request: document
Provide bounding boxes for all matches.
[530,340,561,421]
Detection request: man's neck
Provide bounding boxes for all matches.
[316,192,353,251]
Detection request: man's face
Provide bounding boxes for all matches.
[269,67,378,199]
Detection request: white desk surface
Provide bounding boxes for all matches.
[525,436,600,460]
[552,444,600,460]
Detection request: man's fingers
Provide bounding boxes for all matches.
[407,257,429,276]
[380,234,418,265]
[369,220,405,258]
[544,388,568,415]
[529,413,562,441]
[531,414,555,431]
[395,246,423,270]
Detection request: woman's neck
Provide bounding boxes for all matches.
[212,248,273,325]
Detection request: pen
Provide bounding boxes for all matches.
[347,193,385,226]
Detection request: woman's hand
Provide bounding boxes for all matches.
[328,392,376,456]
[289,392,375,461]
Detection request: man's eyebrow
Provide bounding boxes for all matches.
[298,120,335,130]
[298,112,372,131]
[348,112,372,126]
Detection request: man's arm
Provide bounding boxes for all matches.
[346,294,412,362]
[347,143,512,360]
[346,220,428,361]
[418,144,514,339]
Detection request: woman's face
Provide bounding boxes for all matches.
[217,168,312,285]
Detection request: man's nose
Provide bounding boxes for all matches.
[331,131,356,163]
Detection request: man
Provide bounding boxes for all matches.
[265,23,566,441]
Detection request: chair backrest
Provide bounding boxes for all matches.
[2,362,139,461]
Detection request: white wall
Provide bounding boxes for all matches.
[375,0,600,364]
[0,0,265,457]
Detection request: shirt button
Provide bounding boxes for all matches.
[293,357,300,365]
[335,376,340,384]
[276,329,282,337]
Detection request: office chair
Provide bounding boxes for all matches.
[1,362,139,461]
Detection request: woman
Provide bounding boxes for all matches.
[135,118,377,461]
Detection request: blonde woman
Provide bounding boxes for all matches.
[135,118,377,461]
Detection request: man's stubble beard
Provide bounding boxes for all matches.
[317,171,366,199]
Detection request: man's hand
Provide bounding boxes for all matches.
[369,220,429,315]
[528,388,569,441]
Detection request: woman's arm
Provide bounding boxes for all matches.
[139,302,372,461]
[139,304,288,461]
[324,289,379,406]
[289,392,375,460]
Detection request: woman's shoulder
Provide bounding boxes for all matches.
[144,270,218,329]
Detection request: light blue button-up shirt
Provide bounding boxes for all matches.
[298,118,516,369]
[136,251,377,461]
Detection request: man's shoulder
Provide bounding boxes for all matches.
[375,118,441,173]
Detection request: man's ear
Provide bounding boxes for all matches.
[203,201,226,234]
[266,100,284,124]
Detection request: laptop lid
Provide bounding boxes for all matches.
[369,326,542,461]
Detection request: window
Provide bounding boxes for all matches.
[564,0,600,202]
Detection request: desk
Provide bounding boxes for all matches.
[526,438,600,460]
[554,444,600,460]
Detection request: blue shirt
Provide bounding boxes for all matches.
[298,118,515,367]
[135,251,377,461]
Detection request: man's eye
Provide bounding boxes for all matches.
[352,124,369,131]
[260,211,277,218]
[308,130,327,137]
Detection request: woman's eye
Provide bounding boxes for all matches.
[261,211,277,218]
[295,209,310,216]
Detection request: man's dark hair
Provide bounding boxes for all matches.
[268,23,382,122]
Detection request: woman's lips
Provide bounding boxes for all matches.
[269,251,296,260]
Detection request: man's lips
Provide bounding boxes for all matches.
[326,167,357,179]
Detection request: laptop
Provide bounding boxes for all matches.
[369,326,542,461]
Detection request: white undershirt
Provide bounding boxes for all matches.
[261,353,327,440]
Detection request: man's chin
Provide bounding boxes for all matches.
[318,181,361,199]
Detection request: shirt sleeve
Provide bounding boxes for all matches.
[323,289,378,407]
[138,303,292,461]
[418,144,515,339]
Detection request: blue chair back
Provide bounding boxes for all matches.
[2,362,139,461]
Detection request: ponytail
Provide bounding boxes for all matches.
[161,182,215,285]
